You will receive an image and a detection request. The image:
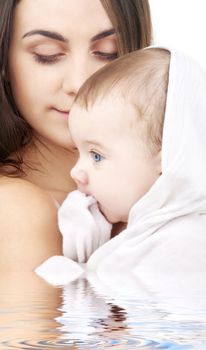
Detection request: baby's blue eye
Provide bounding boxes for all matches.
[91,151,104,162]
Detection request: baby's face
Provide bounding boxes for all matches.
[69,97,160,223]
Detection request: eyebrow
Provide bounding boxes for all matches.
[22,28,115,44]
[22,30,68,43]
[84,140,106,150]
[91,29,115,42]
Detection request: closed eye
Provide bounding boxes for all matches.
[33,53,65,64]
[92,51,118,61]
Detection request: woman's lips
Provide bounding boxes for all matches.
[52,108,69,118]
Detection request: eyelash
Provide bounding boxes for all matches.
[93,51,118,61]
[33,51,118,65]
[33,53,64,65]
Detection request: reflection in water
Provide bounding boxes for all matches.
[56,276,206,349]
[0,272,75,349]
[0,271,206,349]
[56,279,133,348]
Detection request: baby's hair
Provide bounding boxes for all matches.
[75,48,170,153]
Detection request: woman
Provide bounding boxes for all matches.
[0,0,152,271]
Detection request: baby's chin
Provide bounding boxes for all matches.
[98,204,126,224]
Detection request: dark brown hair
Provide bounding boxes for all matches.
[0,0,152,176]
[0,0,31,175]
[100,0,152,54]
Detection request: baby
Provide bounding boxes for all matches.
[58,47,206,278]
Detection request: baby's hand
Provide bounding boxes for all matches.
[58,190,112,263]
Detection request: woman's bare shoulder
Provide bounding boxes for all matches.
[0,175,55,207]
[0,176,59,229]
[0,176,62,270]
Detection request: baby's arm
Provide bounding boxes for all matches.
[58,190,112,263]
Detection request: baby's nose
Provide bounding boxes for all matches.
[70,166,88,187]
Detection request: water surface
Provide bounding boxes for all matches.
[0,271,206,349]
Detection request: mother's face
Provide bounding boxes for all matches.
[8,0,117,149]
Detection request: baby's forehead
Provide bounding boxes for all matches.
[69,103,88,120]
[71,94,140,130]
[74,91,126,113]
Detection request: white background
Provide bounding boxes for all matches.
[149,0,206,68]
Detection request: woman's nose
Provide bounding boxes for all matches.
[62,56,92,97]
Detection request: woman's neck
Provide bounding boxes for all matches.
[22,137,77,204]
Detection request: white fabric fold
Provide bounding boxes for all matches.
[36,191,111,284]
[58,190,112,263]
[35,256,84,286]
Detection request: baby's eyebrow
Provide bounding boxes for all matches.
[91,29,115,42]
[22,29,68,43]
[83,140,109,154]
[84,140,102,147]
